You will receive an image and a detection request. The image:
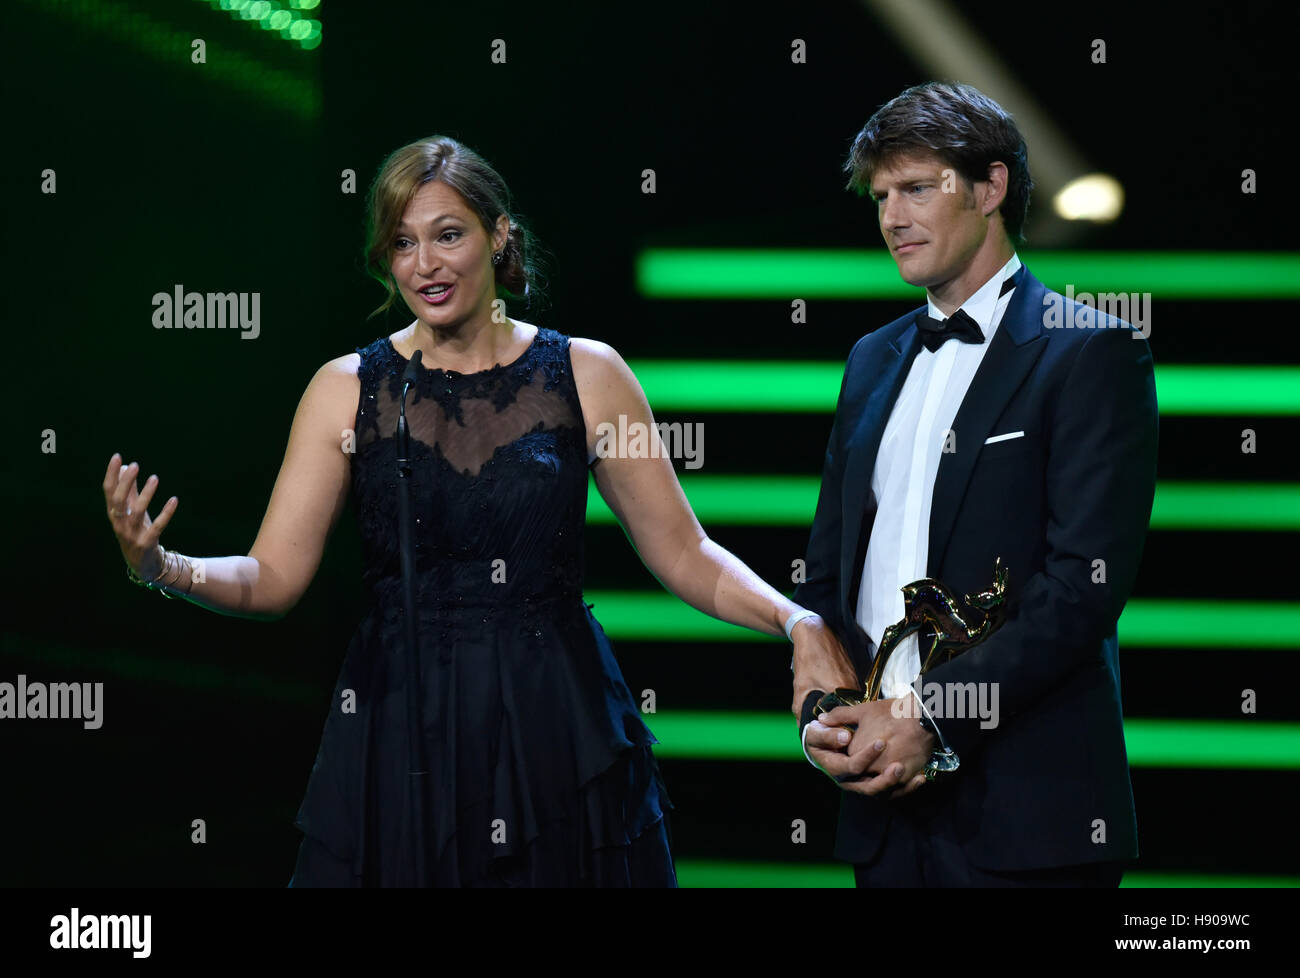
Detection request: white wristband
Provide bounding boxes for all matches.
[783,609,817,641]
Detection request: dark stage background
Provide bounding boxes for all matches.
[2,0,1296,888]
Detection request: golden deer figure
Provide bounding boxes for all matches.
[862,557,1009,701]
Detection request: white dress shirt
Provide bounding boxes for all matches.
[856,254,1022,704]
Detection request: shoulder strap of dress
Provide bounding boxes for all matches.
[539,328,586,420]
[352,338,393,442]
[355,337,392,389]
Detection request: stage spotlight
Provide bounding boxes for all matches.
[1054,173,1126,222]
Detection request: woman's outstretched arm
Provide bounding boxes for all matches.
[569,338,858,709]
[102,355,360,619]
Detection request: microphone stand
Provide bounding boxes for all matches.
[396,350,429,887]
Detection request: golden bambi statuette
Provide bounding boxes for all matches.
[814,557,1010,720]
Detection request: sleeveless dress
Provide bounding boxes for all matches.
[289,326,676,887]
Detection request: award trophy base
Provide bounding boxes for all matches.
[809,558,1009,779]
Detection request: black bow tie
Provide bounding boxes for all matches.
[915,307,984,352]
[913,273,1019,353]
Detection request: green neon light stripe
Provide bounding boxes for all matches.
[585,480,1300,531]
[1119,873,1300,888]
[200,0,323,50]
[1113,600,1300,647]
[1156,366,1300,415]
[673,861,1300,888]
[628,361,843,412]
[636,250,1300,299]
[25,0,321,118]
[1152,484,1300,530]
[582,592,1300,648]
[587,476,814,526]
[675,861,855,888]
[1121,719,1300,768]
[642,714,1300,768]
[626,362,1300,415]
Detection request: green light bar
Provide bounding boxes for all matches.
[1113,600,1300,648]
[1152,484,1300,529]
[676,861,854,888]
[673,861,1300,888]
[1156,366,1300,415]
[1119,873,1300,888]
[202,0,322,50]
[629,361,842,412]
[1122,719,1300,768]
[588,476,814,526]
[582,592,1300,648]
[643,713,1300,768]
[626,361,1300,416]
[28,0,320,118]
[636,250,1300,299]
[585,480,1300,531]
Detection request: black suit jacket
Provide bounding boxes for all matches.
[792,263,1157,871]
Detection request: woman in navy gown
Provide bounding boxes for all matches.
[101,136,858,886]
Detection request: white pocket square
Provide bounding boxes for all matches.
[984,431,1025,445]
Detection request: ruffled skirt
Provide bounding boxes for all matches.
[289,593,676,887]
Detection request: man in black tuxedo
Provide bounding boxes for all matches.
[787,82,1157,886]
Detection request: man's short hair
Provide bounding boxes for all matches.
[844,82,1035,248]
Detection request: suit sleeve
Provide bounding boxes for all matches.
[791,338,863,646]
[921,323,1159,760]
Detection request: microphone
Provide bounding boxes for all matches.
[393,346,429,884]
[397,349,421,460]
[401,348,423,395]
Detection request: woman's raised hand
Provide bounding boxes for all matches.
[102,452,179,581]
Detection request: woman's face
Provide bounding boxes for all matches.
[389,180,508,331]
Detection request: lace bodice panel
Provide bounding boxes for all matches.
[348,328,591,607]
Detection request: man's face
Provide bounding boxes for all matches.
[869,153,991,293]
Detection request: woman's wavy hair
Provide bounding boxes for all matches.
[363,136,546,320]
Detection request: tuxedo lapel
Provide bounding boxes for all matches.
[926,267,1050,574]
[839,321,922,635]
